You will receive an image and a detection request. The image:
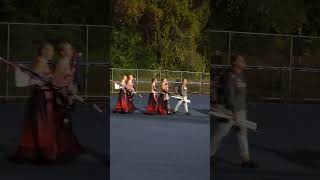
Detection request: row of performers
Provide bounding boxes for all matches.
[113,75,190,115]
[7,41,85,164]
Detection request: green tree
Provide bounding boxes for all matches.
[111,0,210,72]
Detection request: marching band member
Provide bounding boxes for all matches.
[210,55,258,168]
[126,74,136,113]
[53,41,84,161]
[114,75,129,113]
[173,78,190,115]
[158,78,171,115]
[144,78,158,115]
[12,42,59,163]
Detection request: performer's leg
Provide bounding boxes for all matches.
[237,127,249,161]
[210,120,233,157]
[183,98,189,113]
[236,111,250,161]
[174,100,183,112]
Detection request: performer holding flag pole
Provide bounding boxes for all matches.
[211,54,258,168]
[113,75,129,113]
[144,78,158,115]
[173,78,190,115]
[126,74,137,113]
[4,42,61,163]
[52,41,85,160]
[158,78,171,115]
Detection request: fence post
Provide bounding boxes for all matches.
[228,32,232,64]
[5,23,10,101]
[200,72,203,94]
[288,36,293,101]
[85,26,89,99]
[136,69,139,92]
[111,68,114,94]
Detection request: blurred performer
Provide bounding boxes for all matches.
[158,78,171,115]
[114,75,129,113]
[13,42,59,163]
[126,74,136,113]
[53,41,84,160]
[210,55,258,168]
[72,50,82,91]
[144,78,158,115]
[173,78,190,115]
[211,50,223,109]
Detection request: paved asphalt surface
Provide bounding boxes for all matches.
[211,103,320,180]
[0,103,109,180]
[110,94,210,180]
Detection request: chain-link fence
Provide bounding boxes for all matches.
[110,68,210,94]
[0,22,111,101]
[209,30,320,102]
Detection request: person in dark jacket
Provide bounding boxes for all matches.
[211,54,258,168]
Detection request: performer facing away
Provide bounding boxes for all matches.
[144,78,158,115]
[53,41,84,160]
[114,75,129,113]
[126,74,136,113]
[12,42,59,163]
[158,78,171,115]
[173,78,190,115]
[210,55,258,168]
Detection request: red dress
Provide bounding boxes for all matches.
[158,92,169,115]
[54,97,84,160]
[126,81,136,113]
[144,87,158,115]
[52,59,84,160]
[13,60,84,163]
[13,85,59,162]
[127,91,136,113]
[114,87,129,113]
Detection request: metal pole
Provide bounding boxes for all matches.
[228,32,232,64]
[200,72,203,94]
[136,69,139,92]
[85,26,89,99]
[288,36,293,100]
[5,24,10,101]
[111,68,114,94]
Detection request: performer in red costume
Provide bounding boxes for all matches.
[12,42,60,163]
[114,75,129,113]
[158,78,171,115]
[52,41,84,161]
[126,74,136,113]
[144,78,158,115]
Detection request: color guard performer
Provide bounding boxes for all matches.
[126,74,136,113]
[114,75,129,113]
[158,78,171,115]
[173,78,190,115]
[144,78,158,115]
[210,55,258,168]
[53,41,84,161]
[12,42,59,163]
